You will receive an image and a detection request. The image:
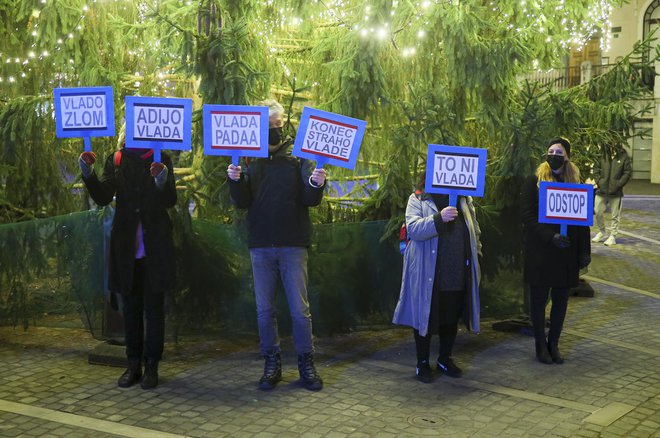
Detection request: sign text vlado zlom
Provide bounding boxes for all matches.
[54,86,115,139]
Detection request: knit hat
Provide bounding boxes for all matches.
[547,137,571,157]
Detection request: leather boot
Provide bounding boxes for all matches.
[117,357,142,388]
[141,358,159,389]
[548,342,564,364]
[259,352,282,390]
[535,341,553,365]
[297,353,323,391]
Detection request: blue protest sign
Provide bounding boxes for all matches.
[424,144,488,206]
[538,182,594,235]
[54,87,115,151]
[292,107,367,169]
[125,96,192,162]
[202,105,269,165]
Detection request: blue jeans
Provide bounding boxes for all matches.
[250,247,314,355]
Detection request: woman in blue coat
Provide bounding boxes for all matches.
[392,178,482,383]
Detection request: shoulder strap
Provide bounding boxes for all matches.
[114,150,123,167]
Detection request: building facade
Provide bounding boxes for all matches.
[605,0,660,182]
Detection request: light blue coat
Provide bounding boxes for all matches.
[392,193,482,336]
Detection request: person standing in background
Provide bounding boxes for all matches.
[592,145,632,246]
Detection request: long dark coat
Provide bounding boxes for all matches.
[520,175,590,288]
[82,149,177,295]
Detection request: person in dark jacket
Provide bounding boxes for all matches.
[79,145,176,389]
[520,137,591,365]
[227,99,327,391]
[592,146,632,246]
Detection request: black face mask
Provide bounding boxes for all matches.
[268,127,283,146]
[546,154,565,171]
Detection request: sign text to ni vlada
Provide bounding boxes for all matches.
[424,144,488,204]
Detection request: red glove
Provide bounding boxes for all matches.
[150,162,165,177]
[80,151,97,165]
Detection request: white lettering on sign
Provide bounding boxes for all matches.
[211,112,260,149]
[134,105,184,142]
[61,94,107,129]
[432,153,478,190]
[546,188,588,220]
[301,116,356,161]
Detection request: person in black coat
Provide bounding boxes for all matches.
[520,137,591,365]
[227,98,327,391]
[79,146,176,389]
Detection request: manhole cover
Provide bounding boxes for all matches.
[407,414,447,428]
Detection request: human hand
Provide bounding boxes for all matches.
[552,233,571,249]
[150,162,165,177]
[440,206,458,223]
[80,151,97,165]
[79,151,97,178]
[310,168,327,187]
[151,162,168,189]
[227,164,242,181]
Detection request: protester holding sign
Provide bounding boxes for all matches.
[392,173,482,383]
[520,137,591,365]
[79,145,176,389]
[226,99,327,391]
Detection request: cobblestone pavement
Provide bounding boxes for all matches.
[0,194,659,437]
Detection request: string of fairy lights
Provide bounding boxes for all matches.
[0,0,621,90]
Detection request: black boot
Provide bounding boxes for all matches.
[259,352,282,390]
[141,358,159,389]
[117,357,142,388]
[535,341,553,365]
[297,353,323,391]
[548,341,564,364]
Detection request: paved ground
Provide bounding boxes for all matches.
[0,185,659,437]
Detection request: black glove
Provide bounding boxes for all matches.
[578,253,591,269]
[551,233,571,249]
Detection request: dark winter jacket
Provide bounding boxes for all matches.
[82,148,177,295]
[520,175,590,288]
[594,149,632,197]
[228,141,325,248]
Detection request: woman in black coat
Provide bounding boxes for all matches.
[520,137,591,364]
[80,147,176,388]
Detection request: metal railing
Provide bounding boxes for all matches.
[520,63,617,91]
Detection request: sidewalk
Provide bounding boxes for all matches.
[0,197,659,437]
